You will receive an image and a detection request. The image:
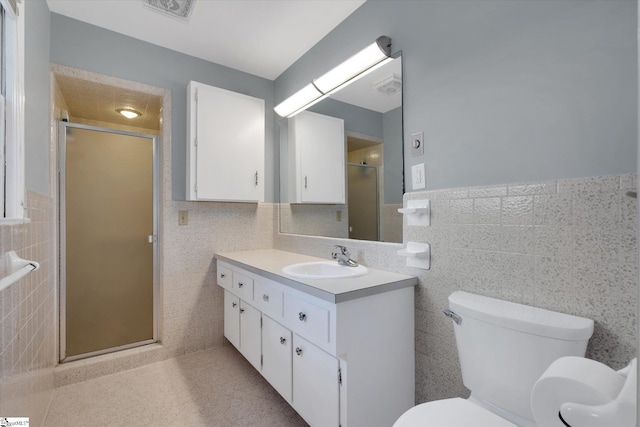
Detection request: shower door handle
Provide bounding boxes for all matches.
[147,235,156,244]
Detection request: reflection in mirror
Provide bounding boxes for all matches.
[279,56,403,243]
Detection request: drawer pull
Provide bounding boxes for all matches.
[240,308,245,314]
[238,282,244,288]
[298,312,307,321]
[295,347,303,356]
[280,337,286,345]
[263,294,269,302]
[220,273,226,279]
[232,302,237,308]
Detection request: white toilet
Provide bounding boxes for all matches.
[394,291,594,427]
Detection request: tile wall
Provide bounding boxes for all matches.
[0,191,57,425]
[275,174,638,404]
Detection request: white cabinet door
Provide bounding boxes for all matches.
[223,290,240,350]
[288,111,345,204]
[292,334,340,427]
[239,301,262,371]
[187,81,265,202]
[262,315,292,403]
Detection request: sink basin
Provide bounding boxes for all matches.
[282,261,368,280]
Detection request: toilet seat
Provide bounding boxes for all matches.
[393,398,517,427]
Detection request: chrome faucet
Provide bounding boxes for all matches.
[332,245,358,267]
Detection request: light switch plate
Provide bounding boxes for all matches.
[178,210,189,225]
[411,132,424,156]
[412,163,426,190]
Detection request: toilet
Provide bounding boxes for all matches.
[394,291,594,427]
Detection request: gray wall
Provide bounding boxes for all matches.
[309,98,383,138]
[25,0,51,194]
[383,106,403,204]
[49,14,276,202]
[274,0,637,191]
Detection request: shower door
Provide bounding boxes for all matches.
[347,164,379,241]
[60,123,158,361]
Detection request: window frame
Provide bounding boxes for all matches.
[0,0,25,223]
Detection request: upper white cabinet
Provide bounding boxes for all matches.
[186,81,265,202]
[288,111,345,204]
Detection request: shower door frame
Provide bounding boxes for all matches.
[58,122,160,362]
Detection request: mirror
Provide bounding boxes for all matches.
[279,56,403,243]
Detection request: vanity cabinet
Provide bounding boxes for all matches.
[288,111,345,204]
[186,81,265,202]
[216,252,416,427]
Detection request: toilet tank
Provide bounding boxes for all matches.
[448,291,594,424]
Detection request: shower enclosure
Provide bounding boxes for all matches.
[59,123,158,361]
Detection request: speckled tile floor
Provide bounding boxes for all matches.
[44,345,309,427]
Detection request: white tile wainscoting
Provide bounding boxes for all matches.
[276,174,638,404]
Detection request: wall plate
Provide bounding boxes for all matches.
[411,132,424,156]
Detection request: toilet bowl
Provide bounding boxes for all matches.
[393,291,594,427]
[393,398,516,427]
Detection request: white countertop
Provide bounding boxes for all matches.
[215,249,417,303]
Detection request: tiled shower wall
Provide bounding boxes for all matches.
[0,191,56,425]
[276,173,638,404]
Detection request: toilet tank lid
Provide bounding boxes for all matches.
[448,291,594,340]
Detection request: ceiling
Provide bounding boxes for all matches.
[55,74,163,130]
[46,0,366,80]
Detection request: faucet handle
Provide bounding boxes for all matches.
[332,245,349,259]
[334,245,348,254]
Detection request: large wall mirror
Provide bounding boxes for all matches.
[279,55,404,243]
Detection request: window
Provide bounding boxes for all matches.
[0,0,25,222]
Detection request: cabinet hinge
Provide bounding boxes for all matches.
[195,88,198,102]
[194,184,198,194]
[338,368,342,386]
[194,137,198,147]
[261,354,263,368]
[260,317,263,328]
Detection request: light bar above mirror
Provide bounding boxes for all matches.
[274,36,392,118]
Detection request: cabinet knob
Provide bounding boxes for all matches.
[239,308,245,314]
[238,282,244,288]
[298,312,307,321]
[295,347,303,356]
[263,294,269,302]
[232,302,237,308]
[280,337,286,345]
[220,273,225,279]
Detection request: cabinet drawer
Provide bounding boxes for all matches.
[217,264,232,290]
[254,278,283,320]
[233,271,254,301]
[284,294,330,344]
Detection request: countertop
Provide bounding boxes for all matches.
[215,249,417,303]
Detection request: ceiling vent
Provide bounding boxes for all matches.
[373,73,402,95]
[142,0,196,21]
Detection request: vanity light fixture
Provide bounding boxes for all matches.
[116,108,142,119]
[274,35,392,118]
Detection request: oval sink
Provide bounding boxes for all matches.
[282,261,368,280]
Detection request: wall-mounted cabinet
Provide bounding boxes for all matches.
[186,81,265,202]
[288,111,345,204]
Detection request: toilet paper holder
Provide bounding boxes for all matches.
[558,358,636,427]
